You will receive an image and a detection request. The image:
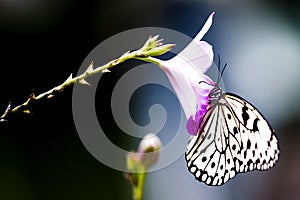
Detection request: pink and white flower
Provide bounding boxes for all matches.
[158,12,215,135]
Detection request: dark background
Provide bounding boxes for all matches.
[0,0,299,200]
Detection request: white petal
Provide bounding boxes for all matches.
[173,41,213,74]
[194,12,215,42]
[138,133,162,153]
[169,12,215,74]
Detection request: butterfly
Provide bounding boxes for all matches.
[185,61,280,186]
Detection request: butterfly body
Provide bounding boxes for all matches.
[185,84,280,186]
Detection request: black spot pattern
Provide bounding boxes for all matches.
[232,144,236,150]
[233,127,238,134]
[247,139,251,149]
[211,162,216,169]
[253,118,259,132]
[242,106,250,125]
[243,151,247,159]
[185,91,280,186]
[207,133,212,140]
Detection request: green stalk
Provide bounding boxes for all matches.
[132,172,147,200]
[0,36,174,121]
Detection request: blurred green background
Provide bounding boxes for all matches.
[0,0,299,200]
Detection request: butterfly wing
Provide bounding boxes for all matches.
[224,93,280,171]
[185,93,280,186]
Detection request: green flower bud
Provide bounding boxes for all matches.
[145,44,176,57]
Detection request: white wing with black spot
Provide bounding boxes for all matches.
[185,93,280,186]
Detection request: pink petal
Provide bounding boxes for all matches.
[186,115,198,136]
[161,63,197,118]
[157,12,215,123]
[186,107,207,136]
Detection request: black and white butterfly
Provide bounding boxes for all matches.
[185,62,280,186]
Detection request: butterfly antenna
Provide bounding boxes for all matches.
[217,54,221,81]
[199,81,214,86]
[220,63,228,77]
[216,56,228,84]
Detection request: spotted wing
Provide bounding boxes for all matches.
[185,93,280,186]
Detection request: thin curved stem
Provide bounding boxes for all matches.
[0,36,174,121]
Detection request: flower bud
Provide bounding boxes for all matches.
[141,35,161,51]
[126,133,162,173]
[137,133,162,168]
[145,44,176,57]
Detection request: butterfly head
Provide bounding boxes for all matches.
[208,83,224,103]
[208,55,227,103]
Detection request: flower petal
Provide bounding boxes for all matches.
[156,13,215,127]
[171,12,214,74]
[186,115,198,136]
[172,40,213,75]
[160,62,197,118]
[194,12,215,42]
[186,107,207,136]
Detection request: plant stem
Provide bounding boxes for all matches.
[0,37,171,121]
[132,172,147,200]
